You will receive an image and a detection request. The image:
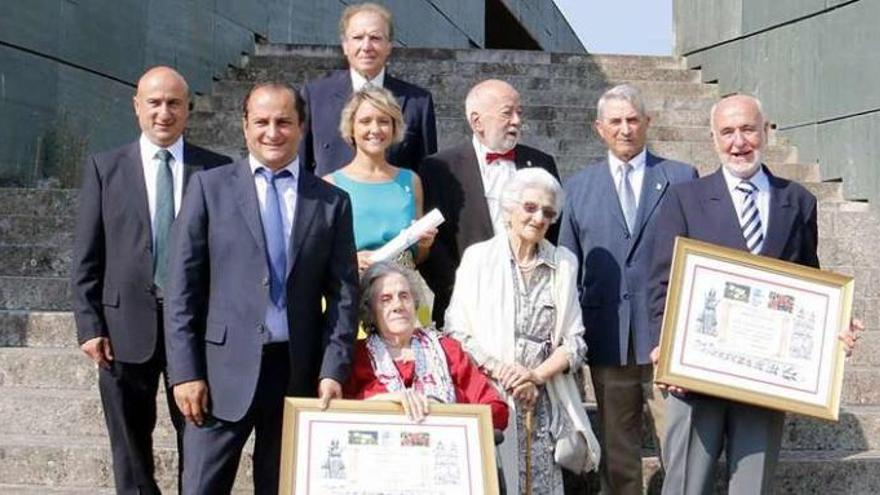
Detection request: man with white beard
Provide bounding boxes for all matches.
[648,94,863,494]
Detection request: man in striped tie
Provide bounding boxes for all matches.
[646,94,863,494]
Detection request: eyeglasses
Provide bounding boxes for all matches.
[519,201,557,220]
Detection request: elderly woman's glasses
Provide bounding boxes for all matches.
[519,201,557,220]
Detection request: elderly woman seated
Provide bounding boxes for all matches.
[344,261,508,430]
[444,167,599,495]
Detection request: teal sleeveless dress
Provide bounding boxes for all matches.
[330,168,416,251]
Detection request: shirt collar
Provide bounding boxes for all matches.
[721,163,769,195]
[351,68,386,91]
[248,154,300,181]
[140,134,184,166]
[505,238,557,269]
[607,148,647,175]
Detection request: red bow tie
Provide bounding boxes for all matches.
[485,149,516,164]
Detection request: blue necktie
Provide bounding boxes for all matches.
[257,168,292,308]
[736,181,764,254]
[153,149,174,289]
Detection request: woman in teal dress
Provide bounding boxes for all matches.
[323,87,437,322]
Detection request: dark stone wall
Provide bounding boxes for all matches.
[674,0,879,203]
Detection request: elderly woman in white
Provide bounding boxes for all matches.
[445,167,599,495]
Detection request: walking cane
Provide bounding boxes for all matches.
[524,405,535,495]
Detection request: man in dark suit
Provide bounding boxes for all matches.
[649,94,861,494]
[165,82,358,495]
[419,79,560,326]
[559,84,697,495]
[71,66,231,494]
[300,2,437,176]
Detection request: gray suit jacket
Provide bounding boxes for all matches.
[164,160,358,422]
[559,152,697,366]
[71,140,231,363]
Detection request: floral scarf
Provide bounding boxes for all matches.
[365,328,456,404]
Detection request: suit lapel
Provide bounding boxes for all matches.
[460,144,494,240]
[761,166,795,258]
[701,170,749,251]
[125,142,153,243]
[287,166,318,279]
[384,75,410,113]
[181,141,204,191]
[232,161,267,256]
[627,153,669,258]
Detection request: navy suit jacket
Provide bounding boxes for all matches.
[300,70,437,176]
[418,141,561,327]
[71,140,231,363]
[648,166,820,346]
[164,160,358,422]
[560,152,697,366]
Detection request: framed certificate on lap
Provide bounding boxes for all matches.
[656,237,854,420]
[278,398,499,494]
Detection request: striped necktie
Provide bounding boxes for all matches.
[736,180,764,254]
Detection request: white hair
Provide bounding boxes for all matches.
[500,168,564,223]
[597,84,647,120]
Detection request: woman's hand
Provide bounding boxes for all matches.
[356,250,375,273]
[417,227,437,250]
[496,362,543,390]
[512,381,539,408]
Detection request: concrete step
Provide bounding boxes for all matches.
[0,246,71,277]
[0,311,75,348]
[0,386,179,442]
[0,189,78,217]
[0,276,70,311]
[253,44,688,71]
[0,215,75,246]
[0,433,253,493]
[0,347,94,389]
[565,450,880,494]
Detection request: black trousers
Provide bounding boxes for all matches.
[181,343,291,495]
[98,304,185,494]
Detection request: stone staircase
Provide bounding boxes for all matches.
[1,44,879,493]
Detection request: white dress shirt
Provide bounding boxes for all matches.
[139,134,184,248]
[351,68,386,91]
[722,164,770,241]
[472,135,517,235]
[248,154,300,343]
[607,148,647,210]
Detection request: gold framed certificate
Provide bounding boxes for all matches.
[278,398,499,494]
[656,237,854,420]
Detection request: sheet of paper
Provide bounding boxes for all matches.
[370,209,445,263]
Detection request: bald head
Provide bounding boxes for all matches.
[710,94,769,179]
[133,66,190,147]
[465,79,522,152]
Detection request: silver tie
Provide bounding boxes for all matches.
[736,181,764,254]
[618,163,637,234]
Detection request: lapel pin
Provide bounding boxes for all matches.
[526,160,533,168]
[655,182,662,191]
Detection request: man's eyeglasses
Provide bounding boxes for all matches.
[519,201,557,220]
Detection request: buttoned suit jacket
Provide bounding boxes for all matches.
[300,70,437,176]
[559,152,697,366]
[649,165,820,345]
[164,160,358,422]
[71,140,231,363]
[418,141,561,327]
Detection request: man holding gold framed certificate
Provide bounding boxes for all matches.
[648,94,863,494]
